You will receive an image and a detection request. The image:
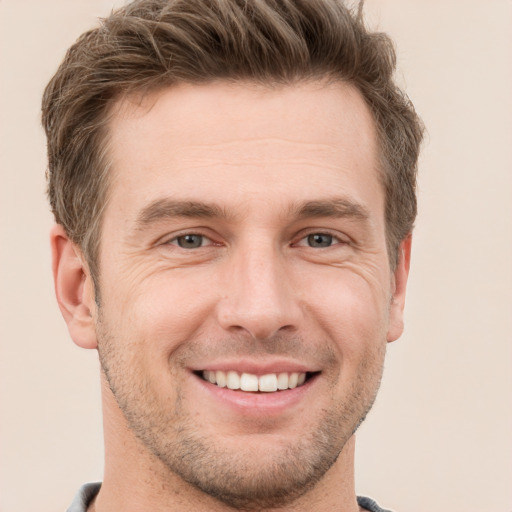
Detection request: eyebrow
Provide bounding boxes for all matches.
[292,198,370,222]
[135,199,230,229]
[135,197,370,230]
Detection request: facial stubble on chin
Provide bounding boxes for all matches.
[96,317,386,511]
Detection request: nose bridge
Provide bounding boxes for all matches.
[217,237,301,339]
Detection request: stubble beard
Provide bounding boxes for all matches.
[97,321,385,510]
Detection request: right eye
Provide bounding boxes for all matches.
[168,234,211,249]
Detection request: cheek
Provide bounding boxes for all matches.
[101,268,220,355]
[304,269,391,357]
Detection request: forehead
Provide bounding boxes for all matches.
[106,80,382,218]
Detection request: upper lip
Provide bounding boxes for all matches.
[189,358,319,376]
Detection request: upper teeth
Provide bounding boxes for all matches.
[202,370,307,392]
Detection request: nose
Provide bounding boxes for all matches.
[216,243,302,340]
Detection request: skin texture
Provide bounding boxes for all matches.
[52,80,411,511]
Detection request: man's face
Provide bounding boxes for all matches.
[93,81,407,508]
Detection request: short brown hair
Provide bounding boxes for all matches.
[42,0,423,281]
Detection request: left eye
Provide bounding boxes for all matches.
[295,233,342,248]
[170,234,209,249]
[306,233,334,248]
[307,233,333,247]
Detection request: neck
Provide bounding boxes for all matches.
[94,375,361,512]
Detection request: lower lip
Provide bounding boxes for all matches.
[192,373,318,416]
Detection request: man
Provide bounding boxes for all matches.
[42,0,423,510]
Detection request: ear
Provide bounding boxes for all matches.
[387,234,412,343]
[50,224,98,349]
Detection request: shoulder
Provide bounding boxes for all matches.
[357,495,395,512]
[66,482,101,512]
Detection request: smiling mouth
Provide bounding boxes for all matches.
[197,370,318,392]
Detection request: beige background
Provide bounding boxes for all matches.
[1,1,511,511]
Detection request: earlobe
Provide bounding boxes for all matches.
[50,224,98,349]
[387,235,412,343]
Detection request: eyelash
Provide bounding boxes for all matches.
[293,231,347,248]
[164,231,347,250]
[166,232,216,249]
